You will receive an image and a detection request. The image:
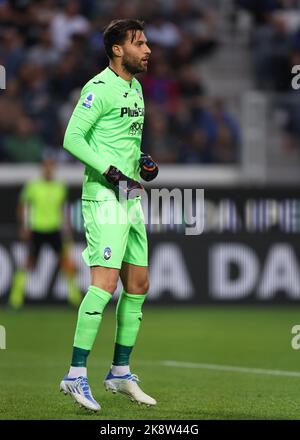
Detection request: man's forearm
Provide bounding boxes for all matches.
[63,115,111,175]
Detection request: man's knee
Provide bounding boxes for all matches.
[93,278,118,294]
[141,279,150,294]
[126,278,149,295]
[91,266,119,294]
[95,280,117,294]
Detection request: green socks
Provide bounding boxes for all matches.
[71,287,147,369]
[112,290,147,366]
[8,270,26,309]
[71,285,112,366]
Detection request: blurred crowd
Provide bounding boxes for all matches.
[236,0,300,90]
[0,0,240,164]
[236,0,300,152]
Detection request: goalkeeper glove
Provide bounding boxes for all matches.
[139,152,159,181]
[105,165,144,199]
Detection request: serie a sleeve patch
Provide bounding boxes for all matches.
[82,92,95,109]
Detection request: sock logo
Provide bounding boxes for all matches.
[103,247,112,260]
[85,311,102,315]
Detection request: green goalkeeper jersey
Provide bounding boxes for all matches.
[63,67,145,201]
[20,179,67,232]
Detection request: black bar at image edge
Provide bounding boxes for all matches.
[0,420,297,437]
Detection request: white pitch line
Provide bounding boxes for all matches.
[2,359,300,378]
[160,361,300,378]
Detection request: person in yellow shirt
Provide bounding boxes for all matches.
[8,158,82,309]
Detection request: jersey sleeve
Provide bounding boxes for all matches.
[71,83,105,122]
[63,82,112,175]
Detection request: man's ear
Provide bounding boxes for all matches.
[112,44,123,58]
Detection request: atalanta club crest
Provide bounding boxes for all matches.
[103,247,112,260]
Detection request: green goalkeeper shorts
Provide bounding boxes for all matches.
[81,198,148,269]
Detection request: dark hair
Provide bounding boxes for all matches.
[103,19,145,59]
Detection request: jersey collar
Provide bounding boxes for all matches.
[108,66,133,88]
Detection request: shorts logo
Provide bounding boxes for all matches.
[103,247,112,260]
[82,92,94,108]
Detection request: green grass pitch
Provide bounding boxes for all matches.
[1,305,300,420]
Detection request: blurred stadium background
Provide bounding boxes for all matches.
[2,0,300,420]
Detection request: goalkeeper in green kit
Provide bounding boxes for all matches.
[60,19,158,411]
